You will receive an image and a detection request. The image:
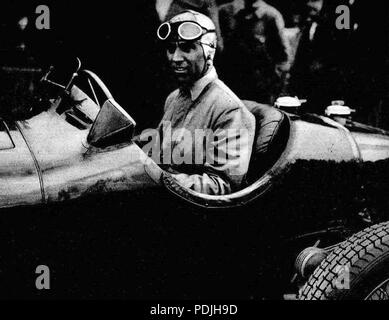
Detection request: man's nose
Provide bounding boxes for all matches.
[170,45,184,62]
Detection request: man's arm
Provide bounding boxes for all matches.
[171,106,255,195]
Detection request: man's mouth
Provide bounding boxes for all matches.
[172,66,188,74]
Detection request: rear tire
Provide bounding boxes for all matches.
[299,221,389,300]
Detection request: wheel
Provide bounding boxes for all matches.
[299,221,389,300]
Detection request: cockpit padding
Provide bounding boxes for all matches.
[243,101,290,184]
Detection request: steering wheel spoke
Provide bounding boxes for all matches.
[87,78,100,107]
[79,69,113,108]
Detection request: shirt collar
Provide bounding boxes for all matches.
[182,67,218,101]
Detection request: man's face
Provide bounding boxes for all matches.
[306,0,324,20]
[166,40,206,85]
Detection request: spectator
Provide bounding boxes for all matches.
[287,0,343,114]
[218,0,290,104]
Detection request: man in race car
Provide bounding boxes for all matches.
[150,10,255,196]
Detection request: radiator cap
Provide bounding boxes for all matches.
[275,96,305,113]
[325,101,356,117]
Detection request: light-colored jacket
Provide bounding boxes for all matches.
[157,68,255,195]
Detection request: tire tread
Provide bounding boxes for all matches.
[299,222,389,300]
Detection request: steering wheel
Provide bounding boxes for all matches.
[78,69,113,108]
[41,57,114,109]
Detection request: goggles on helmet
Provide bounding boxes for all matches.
[157,21,216,42]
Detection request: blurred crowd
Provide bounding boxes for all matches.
[0,0,388,129]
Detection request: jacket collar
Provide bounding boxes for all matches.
[182,67,218,101]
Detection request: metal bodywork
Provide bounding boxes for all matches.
[1,94,389,209]
[0,86,162,209]
[0,121,42,208]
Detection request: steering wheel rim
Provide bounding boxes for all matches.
[78,69,113,107]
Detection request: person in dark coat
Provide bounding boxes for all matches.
[218,0,290,104]
[288,0,343,114]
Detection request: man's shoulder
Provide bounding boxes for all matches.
[209,79,242,106]
[207,79,254,121]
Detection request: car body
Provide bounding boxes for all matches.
[1,66,389,299]
[2,81,389,210]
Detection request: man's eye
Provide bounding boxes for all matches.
[166,43,176,54]
[179,43,194,53]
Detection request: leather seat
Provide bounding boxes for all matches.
[243,100,290,183]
